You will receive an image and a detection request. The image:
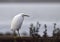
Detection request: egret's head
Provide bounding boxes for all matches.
[21,13,29,17]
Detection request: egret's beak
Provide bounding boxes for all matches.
[24,15,29,17]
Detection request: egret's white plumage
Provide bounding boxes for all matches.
[11,13,29,36]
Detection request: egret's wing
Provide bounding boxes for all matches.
[11,15,24,30]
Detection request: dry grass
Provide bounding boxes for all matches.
[0,36,60,42]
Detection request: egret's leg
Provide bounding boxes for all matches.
[13,31,16,36]
[17,30,20,36]
[11,29,16,36]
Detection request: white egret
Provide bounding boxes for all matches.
[11,13,29,36]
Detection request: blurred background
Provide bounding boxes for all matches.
[0,0,60,37]
[0,0,60,2]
